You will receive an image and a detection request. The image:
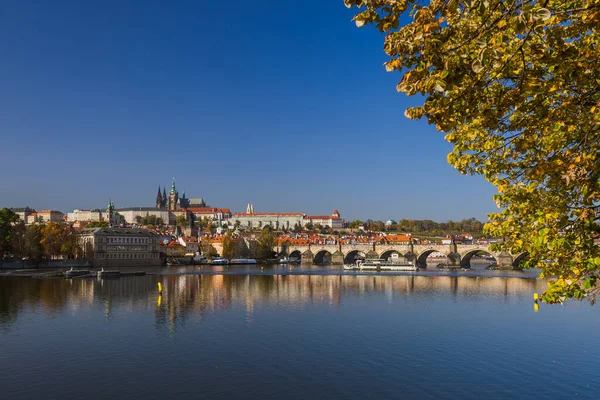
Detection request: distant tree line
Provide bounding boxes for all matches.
[347,218,484,235]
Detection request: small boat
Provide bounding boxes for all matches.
[230,259,257,265]
[211,258,229,265]
[65,267,91,278]
[97,268,121,278]
[343,258,417,271]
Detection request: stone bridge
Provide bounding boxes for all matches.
[277,242,527,269]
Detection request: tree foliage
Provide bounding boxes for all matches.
[141,215,164,226]
[87,220,108,228]
[24,224,44,262]
[40,223,78,259]
[347,0,600,302]
[200,238,218,257]
[255,227,277,259]
[222,231,250,259]
[175,215,189,227]
[0,208,19,258]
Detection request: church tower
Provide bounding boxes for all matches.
[168,178,179,211]
[162,187,167,208]
[156,186,162,209]
[106,199,115,226]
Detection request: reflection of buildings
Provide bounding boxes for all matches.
[0,274,546,333]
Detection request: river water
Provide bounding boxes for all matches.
[1,265,599,399]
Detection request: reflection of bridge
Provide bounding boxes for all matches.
[277,243,527,268]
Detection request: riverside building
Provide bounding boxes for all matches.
[78,228,161,267]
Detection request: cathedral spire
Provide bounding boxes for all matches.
[156,186,162,209]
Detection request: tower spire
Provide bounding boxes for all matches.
[156,186,162,209]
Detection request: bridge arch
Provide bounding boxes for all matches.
[417,249,448,267]
[314,250,332,265]
[380,250,404,261]
[512,252,529,268]
[289,250,302,260]
[460,249,497,267]
[344,250,366,264]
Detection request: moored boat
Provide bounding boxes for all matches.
[343,258,417,271]
[230,259,257,265]
[65,268,91,278]
[210,258,229,265]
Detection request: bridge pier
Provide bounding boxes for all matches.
[496,251,514,269]
[447,252,461,268]
[404,252,416,265]
[301,250,313,265]
[331,251,344,265]
[365,250,379,259]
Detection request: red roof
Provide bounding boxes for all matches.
[232,213,303,217]
[305,215,341,220]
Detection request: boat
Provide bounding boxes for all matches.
[279,256,301,264]
[65,267,91,278]
[97,268,121,278]
[230,259,257,265]
[343,258,417,271]
[210,258,229,265]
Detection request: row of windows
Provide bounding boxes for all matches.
[107,245,148,252]
[103,237,152,244]
[98,253,159,259]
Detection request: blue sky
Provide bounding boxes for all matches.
[0,0,497,221]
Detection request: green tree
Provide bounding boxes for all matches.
[222,231,249,259]
[87,220,108,228]
[10,220,27,259]
[24,224,43,262]
[0,208,19,258]
[176,215,189,226]
[370,221,385,232]
[134,216,143,225]
[255,226,276,259]
[222,231,236,259]
[348,220,362,229]
[348,0,600,302]
[200,238,218,257]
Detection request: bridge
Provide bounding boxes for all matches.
[276,242,527,269]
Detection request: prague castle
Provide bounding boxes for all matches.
[48,177,342,230]
[155,178,206,211]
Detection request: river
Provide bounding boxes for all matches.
[0,265,598,399]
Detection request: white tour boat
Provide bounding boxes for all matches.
[343,258,417,271]
[210,258,229,265]
[230,259,257,265]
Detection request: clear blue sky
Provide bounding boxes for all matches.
[0,0,497,222]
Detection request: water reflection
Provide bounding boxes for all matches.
[0,274,546,333]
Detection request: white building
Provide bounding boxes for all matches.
[232,212,305,231]
[9,207,35,224]
[116,207,170,225]
[303,210,343,229]
[189,207,232,225]
[67,209,104,222]
[28,210,65,224]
